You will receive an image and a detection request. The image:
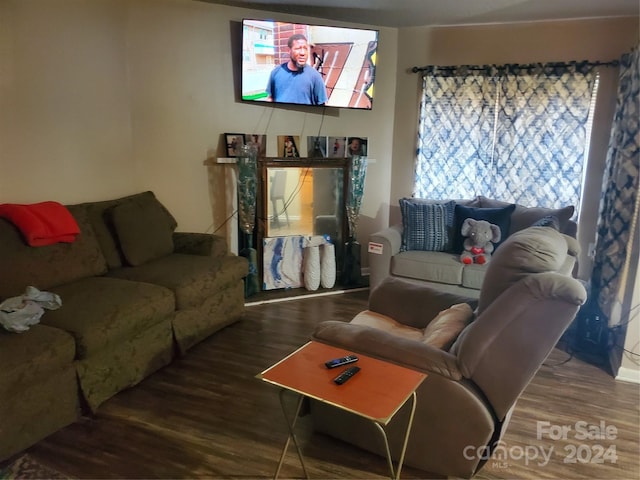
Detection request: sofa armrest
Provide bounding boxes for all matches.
[173,232,228,259]
[368,224,403,290]
[369,277,477,329]
[312,320,462,380]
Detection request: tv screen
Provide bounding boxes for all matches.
[241,19,378,110]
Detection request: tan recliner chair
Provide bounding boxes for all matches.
[311,226,587,478]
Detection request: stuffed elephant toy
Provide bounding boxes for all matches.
[460,218,501,265]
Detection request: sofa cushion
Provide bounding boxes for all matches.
[453,204,516,253]
[461,263,488,289]
[478,226,568,314]
[0,324,76,392]
[344,304,473,351]
[110,194,176,266]
[423,303,474,350]
[400,199,456,252]
[476,196,574,236]
[0,207,108,299]
[392,250,463,285]
[41,277,175,358]
[351,310,424,341]
[74,191,178,269]
[106,254,249,310]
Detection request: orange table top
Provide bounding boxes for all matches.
[257,341,427,424]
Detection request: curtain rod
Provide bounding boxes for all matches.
[411,59,620,73]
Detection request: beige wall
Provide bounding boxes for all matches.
[0,0,398,251]
[0,0,136,203]
[0,2,637,279]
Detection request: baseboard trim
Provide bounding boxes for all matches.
[245,287,369,306]
[615,366,640,384]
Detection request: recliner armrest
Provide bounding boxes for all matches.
[312,320,463,381]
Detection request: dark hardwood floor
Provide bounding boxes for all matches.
[20,289,640,479]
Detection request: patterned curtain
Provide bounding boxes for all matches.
[591,47,640,327]
[415,63,596,212]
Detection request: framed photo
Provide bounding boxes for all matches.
[225,133,245,157]
[307,136,328,158]
[346,137,368,158]
[245,134,267,157]
[328,136,346,158]
[277,135,301,158]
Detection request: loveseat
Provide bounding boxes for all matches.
[368,195,578,295]
[0,191,248,461]
[312,225,587,477]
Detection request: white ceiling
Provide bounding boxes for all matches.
[203,0,639,28]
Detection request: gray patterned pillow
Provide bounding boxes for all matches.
[400,199,456,252]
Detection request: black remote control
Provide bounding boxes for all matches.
[325,354,359,369]
[333,366,361,385]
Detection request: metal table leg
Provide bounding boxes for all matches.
[373,391,418,480]
[274,390,310,479]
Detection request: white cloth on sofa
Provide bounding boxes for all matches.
[0,286,62,333]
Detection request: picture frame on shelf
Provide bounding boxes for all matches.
[328,136,346,158]
[307,136,328,158]
[245,134,267,157]
[225,133,246,157]
[346,137,368,158]
[277,135,301,158]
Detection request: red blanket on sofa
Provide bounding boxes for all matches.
[0,201,80,246]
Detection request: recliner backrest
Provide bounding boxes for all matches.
[450,226,587,420]
[477,226,578,314]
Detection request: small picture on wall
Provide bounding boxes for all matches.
[346,136,368,158]
[328,136,346,158]
[225,133,245,157]
[307,136,327,158]
[245,134,267,157]
[277,135,301,158]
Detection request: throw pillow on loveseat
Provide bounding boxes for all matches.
[368,196,578,294]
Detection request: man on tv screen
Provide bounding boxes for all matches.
[265,34,328,106]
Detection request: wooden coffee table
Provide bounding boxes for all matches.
[257,341,427,479]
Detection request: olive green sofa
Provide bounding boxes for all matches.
[0,191,248,461]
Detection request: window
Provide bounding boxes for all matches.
[414,63,598,215]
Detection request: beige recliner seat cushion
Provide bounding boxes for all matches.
[351,310,424,341]
[350,302,474,350]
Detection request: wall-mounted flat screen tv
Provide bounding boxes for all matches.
[241,19,378,110]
